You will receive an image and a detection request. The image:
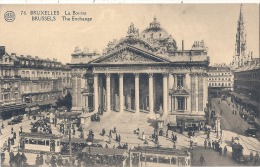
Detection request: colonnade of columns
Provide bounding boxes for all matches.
[93,73,169,114]
[72,72,207,115]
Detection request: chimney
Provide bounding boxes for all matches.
[182,40,184,50]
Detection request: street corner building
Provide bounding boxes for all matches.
[0,46,72,120]
[68,18,210,129]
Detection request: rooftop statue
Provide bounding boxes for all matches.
[127,22,139,37]
[74,46,82,53]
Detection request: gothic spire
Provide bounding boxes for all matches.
[232,4,247,69]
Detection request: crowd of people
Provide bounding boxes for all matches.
[30,118,52,134]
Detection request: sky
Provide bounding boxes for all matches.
[0,4,259,65]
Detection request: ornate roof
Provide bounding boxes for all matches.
[140,17,177,51]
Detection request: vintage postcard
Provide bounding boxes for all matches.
[0,2,259,167]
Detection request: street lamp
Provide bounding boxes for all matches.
[143,140,148,167]
[86,136,93,166]
[64,113,72,166]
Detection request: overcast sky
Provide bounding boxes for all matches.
[0,4,259,65]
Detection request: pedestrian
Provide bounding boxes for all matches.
[20,126,23,133]
[0,128,2,135]
[9,151,14,166]
[190,140,193,150]
[208,140,211,149]
[175,135,177,143]
[11,127,13,134]
[224,146,227,156]
[212,140,215,150]
[219,147,222,155]
[173,143,176,149]
[199,154,205,165]
[13,132,16,139]
[45,154,51,165]
[36,154,40,166]
[204,139,207,149]
[254,152,259,165]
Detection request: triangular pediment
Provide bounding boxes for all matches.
[91,45,169,64]
[170,87,190,96]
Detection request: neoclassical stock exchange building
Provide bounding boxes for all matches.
[68,18,209,127]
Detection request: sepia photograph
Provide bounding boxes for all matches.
[0,2,259,167]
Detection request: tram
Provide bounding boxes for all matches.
[20,132,63,153]
[130,146,191,167]
[20,132,103,154]
[60,138,103,155]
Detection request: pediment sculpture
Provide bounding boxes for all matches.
[103,50,154,63]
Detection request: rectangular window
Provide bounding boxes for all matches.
[158,156,171,164]
[145,155,158,163]
[29,139,37,144]
[177,97,185,110]
[38,140,45,145]
[25,138,29,144]
[46,140,50,146]
[171,157,177,164]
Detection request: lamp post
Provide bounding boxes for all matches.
[143,140,148,167]
[86,136,93,166]
[65,112,72,166]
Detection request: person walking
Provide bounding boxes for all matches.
[200,154,205,165]
[208,140,211,149]
[204,139,207,149]
[223,146,227,156]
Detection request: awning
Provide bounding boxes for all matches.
[230,92,260,109]
[230,92,246,100]
[176,115,206,121]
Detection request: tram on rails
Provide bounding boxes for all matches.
[20,132,63,153]
[20,132,103,154]
[60,137,103,155]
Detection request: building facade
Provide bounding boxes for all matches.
[0,46,25,119]
[0,46,71,119]
[68,18,210,126]
[232,59,260,116]
[208,64,234,97]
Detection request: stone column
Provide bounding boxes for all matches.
[93,73,99,112]
[77,76,82,108]
[72,75,77,108]
[163,73,168,114]
[195,74,199,113]
[203,74,208,112]
[168,73,172,112]
[148,73,154,113]
[174,74,177,88]
[119,73,124,112]
[134,73,140,113]
[106,73,111,112]
[85,95,89,111]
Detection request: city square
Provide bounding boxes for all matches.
[0,3,260,167]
